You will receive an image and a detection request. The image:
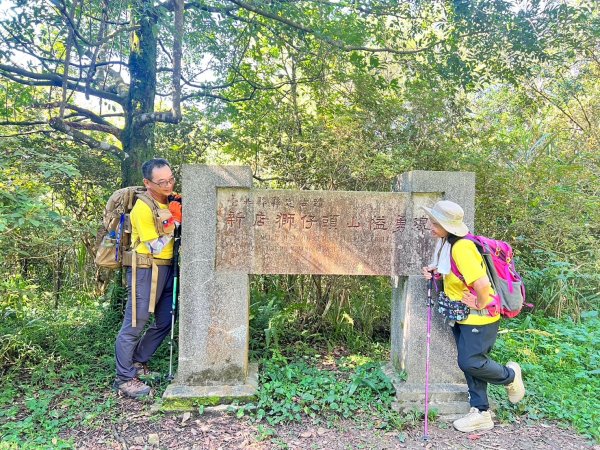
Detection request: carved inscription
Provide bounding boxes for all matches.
[216,189,436,275]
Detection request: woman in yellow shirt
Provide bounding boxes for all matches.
[421,200,525,433]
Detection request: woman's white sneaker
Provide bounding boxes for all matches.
[453,407,495,432]
[506,361,525,403]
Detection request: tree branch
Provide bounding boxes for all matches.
[86,0,109,100]
[60,0,78,118]
[48,117,125,160]
[171,0,184,121]
[0,64,125,105]
[529,83,586,133]
[134,111,182,126]
[227,0,442,55]
[52,0,137,48]
[253,174,292,183]
[35,102,123,138]
[59,120,121,136]
[0,120,48,126]
[160,0,237,14]
[38,102,119,127]
[0,129,53,138]
[180,86,257,103]
[50,0,85,59]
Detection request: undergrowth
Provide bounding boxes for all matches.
[490,311,599,440]
[234,352,411,430]
[0,297,121,449]
[0,282,597,448]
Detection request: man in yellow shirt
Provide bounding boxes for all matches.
[113,158,182,398]
[421,200,525,433]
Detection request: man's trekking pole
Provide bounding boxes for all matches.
[423,271,434,441]
[168,224,181,381]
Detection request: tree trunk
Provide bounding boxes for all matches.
[20,258,29,279]
[55,250,65,309]
[121,0,157,187]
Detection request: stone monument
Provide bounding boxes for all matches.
[163,165,475,419]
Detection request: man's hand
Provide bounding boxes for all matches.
[168,193,182,204]
[168,200,182,224]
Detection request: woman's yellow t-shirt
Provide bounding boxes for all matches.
[443,239,499,326]
[130,200,174,259]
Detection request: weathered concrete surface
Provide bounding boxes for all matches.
[216,188,434,276]
[163,363,258,411]
[165,166,476,415]
[393,170,475,232]
[390,171,476,416]
[163,165,254,404]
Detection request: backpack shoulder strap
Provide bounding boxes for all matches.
[448,234,480,282]
[135,191,160,212]
[134,192,163,235]
[448,235,465,281]
[450,234,502,316]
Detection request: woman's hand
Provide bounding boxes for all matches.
[461,291,480,309]
[422,266,436,279]
[463,275,491,309]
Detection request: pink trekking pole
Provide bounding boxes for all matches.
[423,271,434,441]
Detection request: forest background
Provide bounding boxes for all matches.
[0,0,598,448]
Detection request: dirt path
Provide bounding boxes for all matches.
[64,398,597,450]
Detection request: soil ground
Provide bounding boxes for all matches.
[63,396,598,450]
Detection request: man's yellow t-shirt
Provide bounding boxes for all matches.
[443,239,499,326]
[130,199,174,259]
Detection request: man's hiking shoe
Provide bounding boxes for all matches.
[133,362,160,380]
[505,361,525,403]
[113,377,151,399]
[453,407,494,433]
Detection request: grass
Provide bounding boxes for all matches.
[0,293,174,449]
[235,351,408,429]
[0,290,598,448]
[0,299,119,448]
[490,311,600,440]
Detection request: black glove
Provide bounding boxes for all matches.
[168,193,182,204]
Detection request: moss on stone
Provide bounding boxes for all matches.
[161,395,256,412]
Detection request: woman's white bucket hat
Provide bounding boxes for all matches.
[420,200,469,237]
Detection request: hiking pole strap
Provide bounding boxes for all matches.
[132,249,137,328]
[149,260,159,313]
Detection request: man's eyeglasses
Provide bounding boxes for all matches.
[147,177,175,188]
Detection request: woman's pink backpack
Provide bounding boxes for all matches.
[450,234,528,318]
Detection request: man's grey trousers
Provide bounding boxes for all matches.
[115,265,174,381]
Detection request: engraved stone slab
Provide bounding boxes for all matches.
[216,189,436,276]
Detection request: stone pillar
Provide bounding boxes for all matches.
[387,171,475,419]
[163,165,258,409]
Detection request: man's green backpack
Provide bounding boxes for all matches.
[94,187,161,269]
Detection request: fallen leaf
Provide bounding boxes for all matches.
[148,433,160,446]
[317,427,327,436]
[467,434,481,441]
[300,431,313,438]
[181,412,191,425]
